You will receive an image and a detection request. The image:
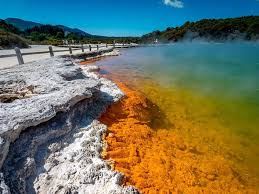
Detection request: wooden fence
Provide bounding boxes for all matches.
[0,43,139,65]
[0,44,109,65]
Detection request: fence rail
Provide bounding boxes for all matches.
[0,43,139,65]
[0,54,17,58]
[0,44,110,65]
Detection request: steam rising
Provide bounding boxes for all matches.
[180,30,253,43]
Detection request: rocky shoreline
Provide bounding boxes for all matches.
[0,53,138,193]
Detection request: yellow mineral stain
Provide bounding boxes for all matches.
[100,81,258,194]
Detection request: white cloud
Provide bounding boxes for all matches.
[164,0,184,8]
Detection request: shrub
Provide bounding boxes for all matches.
[0,30,29,49]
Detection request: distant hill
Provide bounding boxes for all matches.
[5,18,42,31]
[56,25,91,37]
[141,16,259,43]
[5,18,91,36]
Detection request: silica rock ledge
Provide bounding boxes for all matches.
[0,57,139,194]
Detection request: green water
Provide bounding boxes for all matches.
[96,42,259,181]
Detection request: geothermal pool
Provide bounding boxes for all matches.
[97,43,259,193]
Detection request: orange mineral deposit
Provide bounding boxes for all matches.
[100,82,258,193]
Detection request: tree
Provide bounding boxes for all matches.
[56,31,64,39]
[66,33,78,40]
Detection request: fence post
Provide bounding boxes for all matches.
[69,46,72,54]
[49,46,54,57]
[89,45,92,51]
[14,47,24,65]
[81,44,84,52]
[106,43,108,48]
[97,45,99,50]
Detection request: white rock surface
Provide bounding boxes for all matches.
[33,121,136,194]
[0,57,99,168]
[0,56,138,194]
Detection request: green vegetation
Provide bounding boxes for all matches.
[1,18,140,48]
[24,25,65,45]
[0,20,21,34]
[141,16,259,43]
[23,25,140,45]
[0,31,29,49]
[0,20,29,49]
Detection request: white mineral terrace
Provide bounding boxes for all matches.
[0,52,139,194]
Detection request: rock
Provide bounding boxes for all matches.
[0,173,10,194]
[0,57,137,193]
[0,57,99,168]
[0,138,9,168]
[87,65,101,72]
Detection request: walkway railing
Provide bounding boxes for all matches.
[0,43,139,65]
[0,44,110,65]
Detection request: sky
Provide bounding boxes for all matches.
[0,0,258,36]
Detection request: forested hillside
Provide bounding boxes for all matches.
[141,16,259,43]
[1,18,140,48]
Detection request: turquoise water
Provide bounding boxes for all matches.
[96,42,259,181]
